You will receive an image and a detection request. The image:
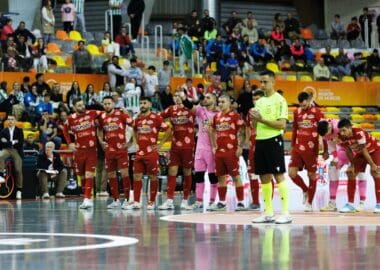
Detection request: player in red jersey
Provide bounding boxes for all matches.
[210,95,246,211]
[288,92,325,212]
[125,96,171,210]
[98,96,133,209]
[63,98,102,209]
[337,118,380,213]
[159,91,196,210]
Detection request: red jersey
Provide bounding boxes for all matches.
[339,127,380,155]
[212,110,244,153]
[161,105,195,150]
[246,108,257,150]
[292,106,324,153]
[133,112,169,156]
[63,110,101,150]
[99,110,133,152]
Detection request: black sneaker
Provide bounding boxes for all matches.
[236,202,247,211]
[214,202,226,211]
[248,203,261,211]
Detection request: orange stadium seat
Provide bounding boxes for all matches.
[47,42,62,54]
[300,28,314,40]
[56,30,69,41]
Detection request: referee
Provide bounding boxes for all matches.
[250,70,291,224]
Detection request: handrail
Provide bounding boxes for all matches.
[104,9,114,40]
[154,25,163,65]
[142,36,150,64]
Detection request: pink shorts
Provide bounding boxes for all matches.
[336,149,350,169]
[194,148,216,173]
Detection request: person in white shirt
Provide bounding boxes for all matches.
[143,65,159,98]
[108,55,127,89]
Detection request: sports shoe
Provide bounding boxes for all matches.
[303,192,308,205]
[159,199,174,210]
[252,214,275,223]
[275,215,292,224]
[248,203,260,211]
[107,199,121,209]
[180,200,189,209]
[79,198,93,209]
[97,191,109,197]
[374,204,380,214]
[339,203,355,213]
[42,193,50,199]
[213,202,226,211]
[304,203,313,212]
[16,191,22,200]
[122,201,141,210]
[206,202,218,211]
[147,201,155,210]
[0,175,5,184]
[320,201,337,212]
[55,192,65,198]
[356,201,365,212]
[236,202,247,211]
[189,201,203,210]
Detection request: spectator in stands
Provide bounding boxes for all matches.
[0,114,24,199]
[0,18,14,48]
[32,37,48,72]
[206,74,222,97]
[101,31,120,56]
[20,76,31,94]
[366,49,380,79]
[4,47,21,72]
[126,57,143,86]
[111,91,125,109]
[143,65,159,98]
[330,14,345,40]
[241,20,258,45]
[177,26,194,77]
[346,17,361,41]
[66,81,81,111]
[73,0,86,33]
[72,40,92,73]
[160,85,174,110]
[223,10,243,36]
[273,13,285,32]
[206,34,223,65]
[226,87,238,110]
[61,0,77,33]
[14,21,36,44]
[41,0,55,44]
[124,78,141,116]
[32,73,51,96]
[109,0,123,39]
[56,110,70,144]
[335,48,351,78]
[322,46,338,77]
[290,38,305,63]
[150,90,163,113]
[24,85,40,126]
[39,110,61,149]
[83,83,100,109]
[97,81,112,102]
[237,79,253,119]
[313,58,330,81]
[242,11,258,29]
[359,7,373,47]
[15,34,33,71]
[37,141,67,199]
[350,52,366,79]
[23,133,39,155]
[50,83,63,104]
[0,81,7,105]
[158,60,172,93]
[181,78,199,103]
[108,55,127,89]
[9,82,24,121]
[271,25,285,45]
[127,0,145,41]
[204,21,218,41]
[200,9,216,36]
[36,93,54,119]
[284,12,300,39]
[2,35,16,53]
[250,38,271,63]
[226,52,238,74]
[238,49,253,75]
[275,39,292,62]
[115,27,135,57]
[185,10,201,38]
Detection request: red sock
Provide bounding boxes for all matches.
[218,186,227,201]
[133,181,142,203]
[123,176,130,201]
[150,178,158,203]
[235,186,244,201]
[167,175,176,200]
[183,175,192,200]
[375,178,380,204]
[84,178,93,199]
[109,177,120,199]
[347,179,356,203]
[308,179,317,204]
[292,175,308,193]
[250,179,259,204]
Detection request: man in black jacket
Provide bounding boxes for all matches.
[127,0,145,41]
[14,21,36,44]
[37,141,67,199]
[0,114,24,199]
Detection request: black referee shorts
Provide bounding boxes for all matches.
[254,135,286,175]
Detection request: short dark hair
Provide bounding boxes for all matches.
[148,65,156,71]
[317,120,329,136]
[140,96,151,102]
[259,70,275,78]
[334,14,340,18]
[102,96,114,102]
[78,40,85,45]
[298,92,309,103]
[36,73,44,80]
[163,60,170,65]
[253,90,265,97]
[73,98,83,106]
[130,57,137,63]
[338,118,352,129]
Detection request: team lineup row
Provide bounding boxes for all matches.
[60,70,380,224]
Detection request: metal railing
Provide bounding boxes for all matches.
[154,25,163,65]
[105,9,114,40]
[142,36,150,64]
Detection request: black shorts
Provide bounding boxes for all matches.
[254,135,286,175]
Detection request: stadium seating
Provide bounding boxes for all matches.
[342,76,355,82]
[47,43,63,54]
[56,30,69,41]
[69,31,84,42]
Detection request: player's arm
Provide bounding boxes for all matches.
[180,91,196,113]
[291,111,297,148]
[322,138,330,160]
[343,145,354,164]
[245,126,251,148]
[360,144,379,173]
[97,127,107,149]
[209,127,216,153]
[62,120,75,151]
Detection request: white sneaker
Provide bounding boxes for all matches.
[146,201,155,210]
[320,201,337,212]
[275,215,292,224]
[107,199,121,209]
[0,176,5,184]
[97,191,109,197]
[252,214,275,223]
[42,193,50,199]
[158,199,174,210]
[122,201,141,210]
[55,192,65,198]
[79,198,93,209]
[304,203,313,212]
[374,204,380,214]
[206,202,218,211]
[188,201,203,210]
[180,200,189,210]
[356,201,365,212]
[303,192,308,205]
[16,191,22,200]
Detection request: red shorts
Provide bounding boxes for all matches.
[168,148,194,169]
[353,149,380,173]
[134,152,159,175]
[215,152,239,177]
[289,151,318,172]
[74,148,97,176]
[105,150,129,171]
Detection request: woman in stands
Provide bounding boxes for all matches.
[41,0,55,44]
[66,81,81,112]
[83,83,100,109]
[32,37,48,72]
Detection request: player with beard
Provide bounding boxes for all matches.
[98,96,133,209]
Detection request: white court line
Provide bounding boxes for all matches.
[0,233,138,254]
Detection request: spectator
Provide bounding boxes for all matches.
[313,58,330,81]
[241,20,258,45]
[9,81,24,120]
[242,11,258,29]
[271,25,285,45]
[23,85,40,125]
[15,34,33,71]
[41,0,55,44]
[226,52,238,74]
[185,10,201,38]
[32,73,51,96]
[204,21,218,41]
[115,27,135,57]
[20,76,31,94]
[223,10,243,36]
[226,87,238,110]
[330,14,345,40]
[200,9,216,36]
[32,37,48,72]
[23,133,40,155]
[97,81,112,102]
[73,0,86,33]
[2,35,16,53]
[124,78,141,116]
[237,79,253,119]
[39,110,61,149]
[322,46,338,77]
[150,90,163,113]
[37,141,67,199]
[335,48,351,78]
[111,91,125,109]
[14,21,36,44]
[101,31,120,56]
[0,81,8,113]
[158,60,172,93]
[56,110,70,144]
[160,85,174,110]
[72,40,92,73]
[127,0,145,41]
[61,0,77,33]
[347,17,361,41]
[83,83,99,109]
[108,0,123,39]
[108,55,127,89]
[0,114,24,199]
[181,78,199,103]
[251,39,271,63]
[366,49,380,79]
[238,49,253,75]
[66,81,81,111]
[273,13,285,32]
[351,52,366,79]
[50,83,63,104]
[290,38,305,63]
[206,34,223,64]
[36,93,54,119]
[0,18,14,48]
[284,12,300,39]
[177,26,194,77]
[359,7,373,47]
[4,47,21,71]
[125,57,143,86]
[275,40,292,62]
[143,65,158,98]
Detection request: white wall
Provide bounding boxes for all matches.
[8,0,41,31]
